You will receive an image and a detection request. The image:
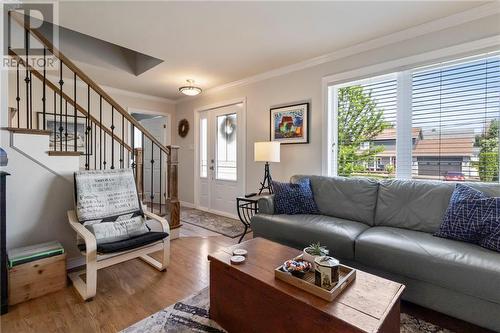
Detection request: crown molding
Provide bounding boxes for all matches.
[177,2,500,104]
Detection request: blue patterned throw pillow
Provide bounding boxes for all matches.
[435,184,500,252]
[273,178,319,215]
[478,198,500,252]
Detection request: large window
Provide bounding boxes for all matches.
[329,53,500,183]
[335,74,398,179]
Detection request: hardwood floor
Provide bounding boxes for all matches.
[1,227,252,333]
[0,223,493,333]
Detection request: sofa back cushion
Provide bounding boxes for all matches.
[291,175,379,226]
[374,179,500,233]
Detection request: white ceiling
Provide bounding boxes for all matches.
[56,1,489,101]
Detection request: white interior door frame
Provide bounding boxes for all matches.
[193,97,247,218]
[127,107,172,146]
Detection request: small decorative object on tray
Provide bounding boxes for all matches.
[275,254,356,302]
[302,242,329,264]
[233,249,248,257]
[314,256,339,290]
[230,255,246,265]
[283,259,312,278]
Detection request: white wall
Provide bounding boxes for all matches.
[174,14,500,205]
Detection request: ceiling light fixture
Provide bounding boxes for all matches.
[179,79,202,96]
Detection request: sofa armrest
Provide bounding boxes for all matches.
[258,195,275,215]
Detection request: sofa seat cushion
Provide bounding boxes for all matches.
[251,214,370,260]
[78,231,168,254]
[355,227,500,304]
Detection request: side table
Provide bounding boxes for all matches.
[236,195,270,243]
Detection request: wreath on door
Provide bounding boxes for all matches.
[178,119,190,138]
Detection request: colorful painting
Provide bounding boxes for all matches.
[270,103,309,144]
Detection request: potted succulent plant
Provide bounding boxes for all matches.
[302,242,329,264]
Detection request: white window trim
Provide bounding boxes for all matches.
[396,70,413,179]
[321,35,500,177]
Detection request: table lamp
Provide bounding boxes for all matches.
[254,141,280,194]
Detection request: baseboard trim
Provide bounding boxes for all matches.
[195,206,239,220]
[180,201,196,208]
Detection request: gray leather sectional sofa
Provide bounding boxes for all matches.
[251,175,500,331]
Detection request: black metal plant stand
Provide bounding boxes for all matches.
[258,162,273,195]
[236,196,260,243]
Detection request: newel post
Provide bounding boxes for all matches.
[167,145,181,235]
[134,148,143,197]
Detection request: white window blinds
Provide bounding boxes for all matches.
[412,55,500,182]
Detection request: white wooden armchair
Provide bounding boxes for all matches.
[68,169,170,301]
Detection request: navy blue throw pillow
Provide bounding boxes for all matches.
[479,197,500,253]
[435,184,500,252]
[273,179,319,215]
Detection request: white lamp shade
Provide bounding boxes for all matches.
[254,141,280,162]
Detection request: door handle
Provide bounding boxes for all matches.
[209,166,214,170]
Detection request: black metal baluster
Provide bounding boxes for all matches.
[24,27,29,129]
[64,100,68,151]
[99,96,102,170]
[150,140,154,212]
[103,132,107,170]
[88,110,91,164]
[73,73,77,152]
[121,114,124,168]
[59,61,64,151]
[94,122,97,170]
[86,86,90,169]
[85,85,92,170]
[142,132,145,202]
[42,48,46,130]
[159,149,162,215]
[29,72,32,129]
[111,106,115,169]
[16,62,20,128]
[131,124,135,173]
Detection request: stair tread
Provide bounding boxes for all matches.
[3,127,51,135]
[47,151,83,157]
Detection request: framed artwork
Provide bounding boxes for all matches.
[270,102,309,144]
[37,112,90,154]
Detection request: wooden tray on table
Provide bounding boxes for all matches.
[274,255,356,302]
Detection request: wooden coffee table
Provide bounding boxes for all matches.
[208,237,404,333]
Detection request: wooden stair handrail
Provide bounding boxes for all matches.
[8,50,132,152]
[9,11,170,156]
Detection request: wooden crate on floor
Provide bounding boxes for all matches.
[8,254,67,305]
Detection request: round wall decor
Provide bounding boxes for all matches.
[178,119,190,137]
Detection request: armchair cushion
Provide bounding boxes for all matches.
[74,169,148,245]
[78,231,168,254]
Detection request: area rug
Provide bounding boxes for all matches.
[180,208,249,238]
[122,288,454,333]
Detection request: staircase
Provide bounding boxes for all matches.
[5,12,180,234]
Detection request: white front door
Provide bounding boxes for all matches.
[198,103,244,217]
